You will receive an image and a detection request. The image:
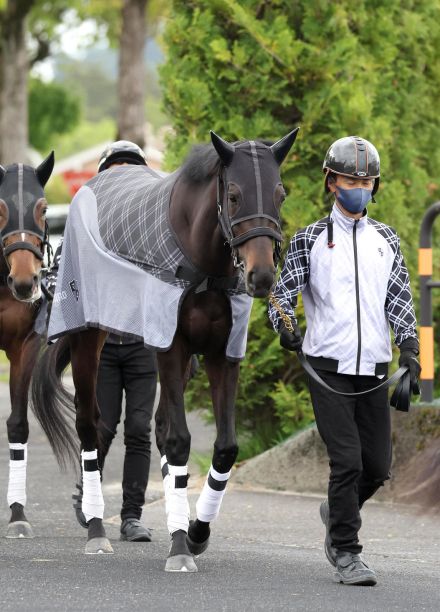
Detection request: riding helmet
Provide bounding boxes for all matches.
[323,136,380,195]
[98,140,147,172]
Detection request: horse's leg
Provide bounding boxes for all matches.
[70,328,113,554]
[156,337,197,572]
[187,355,239,555]
[5,332,41,539]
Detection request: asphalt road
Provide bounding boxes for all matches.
[0,381,439,612]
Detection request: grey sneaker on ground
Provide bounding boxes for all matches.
[120,518,152,542]
[319,500,337,567]
[334,552,377,586]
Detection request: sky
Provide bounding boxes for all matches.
[32,18,108,81]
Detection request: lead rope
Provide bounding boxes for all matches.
[268,292,411,408]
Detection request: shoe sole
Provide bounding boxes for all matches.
[319,502,337,568]
[334,572,377,586]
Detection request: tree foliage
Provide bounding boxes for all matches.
[29,78,81,151]
[161,0,440,452]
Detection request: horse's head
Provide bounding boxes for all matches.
[211,129,298,298]
[0,151,54,302]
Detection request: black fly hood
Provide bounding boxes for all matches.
[211,129,299,267]
[0,152,54,263]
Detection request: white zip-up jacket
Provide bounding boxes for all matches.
[269,204,418,376]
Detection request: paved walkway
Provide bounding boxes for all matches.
[0,382,438,611]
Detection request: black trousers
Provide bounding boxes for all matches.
[308,370,392,554]
[96,342,157,521]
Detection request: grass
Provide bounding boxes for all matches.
[0,350,9,383]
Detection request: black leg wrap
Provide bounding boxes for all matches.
[87,517,106,541]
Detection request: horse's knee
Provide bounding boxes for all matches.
[212,443,239,472]
[165,431,191,466]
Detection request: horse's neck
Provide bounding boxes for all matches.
[170,178,234,276]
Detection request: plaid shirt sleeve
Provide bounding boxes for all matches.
[268,228,312,332]
[46,237,63,294]
[385,234,418,347]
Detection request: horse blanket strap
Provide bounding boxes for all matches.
[297,350,414,412]
[175,265,241,293]
[3,241,44,260]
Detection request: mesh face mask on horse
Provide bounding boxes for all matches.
[0,151,75,539]
[31,129,299,565]
[211,130,297,296]
[0,153,54,302]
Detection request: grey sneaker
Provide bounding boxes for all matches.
[120,518,152,542]
[334,552,377,586]
[319,500,337,567]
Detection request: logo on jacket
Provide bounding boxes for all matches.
[69,279,79,301]
[378,248,384,257]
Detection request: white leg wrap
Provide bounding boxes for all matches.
[81,449,104,522]
[161,456,189,535]
[196,465,231,523]
[7,443,27,507]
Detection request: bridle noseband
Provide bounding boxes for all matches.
[216,166,283,269]
[1,220,53,270]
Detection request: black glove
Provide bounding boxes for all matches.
[279,321,303,352]
[398,349,421,391]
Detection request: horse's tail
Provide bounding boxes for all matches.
[30,336,79,470]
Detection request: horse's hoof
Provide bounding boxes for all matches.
[5,521,34,539]
[85,537,114,554]
[165,554,198,573]
[187,520,210,556]
[186,532,210,556]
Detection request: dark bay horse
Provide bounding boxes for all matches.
[32,129,299,567]
[0,153,76,537]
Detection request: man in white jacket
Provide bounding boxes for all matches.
[269,136,420,586]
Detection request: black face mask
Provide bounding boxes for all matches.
[0,164,46,241]
[0,152,55,263]
[221,141,284,243]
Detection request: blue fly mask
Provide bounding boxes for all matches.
[211,129,299,268]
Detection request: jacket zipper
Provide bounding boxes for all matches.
[353,220,361,375]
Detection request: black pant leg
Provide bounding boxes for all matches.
[96,343,124,471]
[354,376,392,507]
[308,371,364,554]
[120,343,157,521]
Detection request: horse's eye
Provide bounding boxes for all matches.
[42,208,47,217]
[229,194,237,203]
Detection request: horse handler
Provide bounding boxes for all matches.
[47,141,158,542]
[268,136,421,586]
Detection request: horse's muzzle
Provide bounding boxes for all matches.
[245,267,275,298]
[8,274,41,302]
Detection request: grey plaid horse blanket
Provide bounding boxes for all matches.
[48,166,252,360]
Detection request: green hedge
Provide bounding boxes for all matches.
[160,0,440,455]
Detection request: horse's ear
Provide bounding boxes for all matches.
[0,165,5,183]
[36,150,55,187]
[270,128,300,166]
[210,131,235,166]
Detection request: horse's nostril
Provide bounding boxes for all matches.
[7,275,13,288]
[33,274,38,285]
